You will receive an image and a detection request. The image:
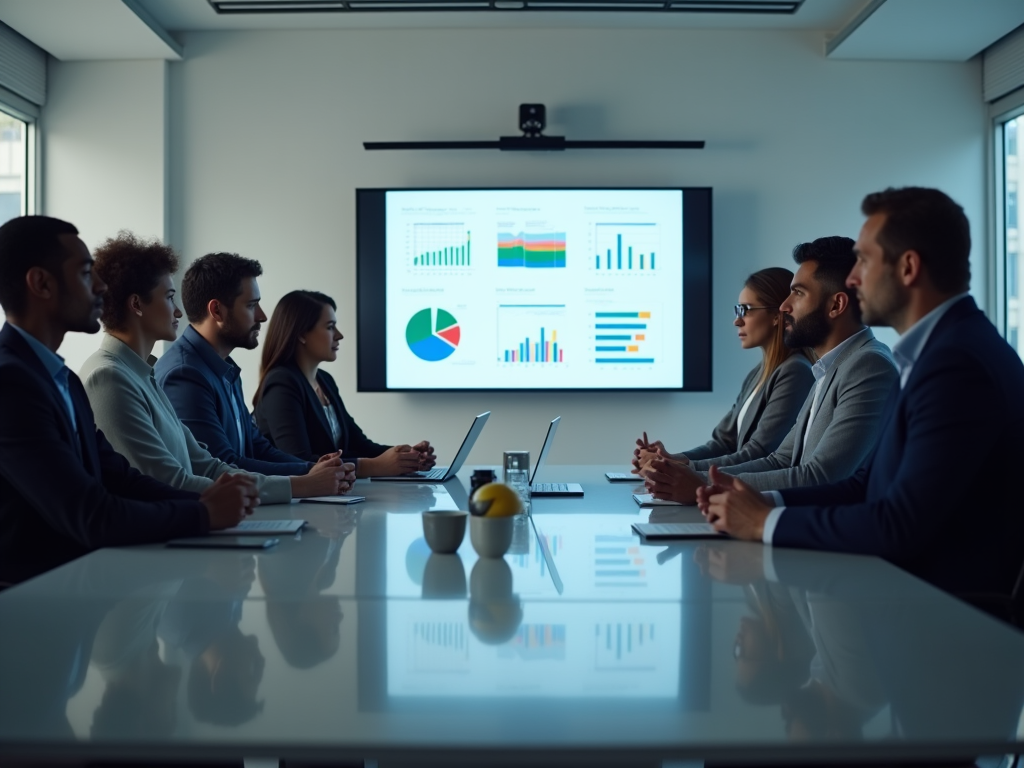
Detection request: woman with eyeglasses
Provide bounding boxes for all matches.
[633,267,813,473]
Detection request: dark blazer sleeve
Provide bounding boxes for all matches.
[244,409,313,473]
[321,371,390,459]
[773,348,1003,562]
[0,365,208,550]
[692,356,815,470]
[161,362,308,476]
[681,365,759,461]
[256,367,322,462]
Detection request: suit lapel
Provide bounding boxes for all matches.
[792,329,875,465]
[69,375,100,475]
[322,374,350,451]
[305,370,334,447]
[0,326,82,454]
[737,385,765,445]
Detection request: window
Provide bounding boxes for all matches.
[1005,114,1023,355]
[0,109,27,227]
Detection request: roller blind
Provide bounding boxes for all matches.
[0,21,45,107]
[985,24,1024,104]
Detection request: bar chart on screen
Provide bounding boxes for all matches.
[591,309,658,366]
[497,304,568,364]
[410,223,472,269]
[592,223,659,272]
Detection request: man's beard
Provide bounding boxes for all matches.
[222,321,260,350]
[783,302,831,350]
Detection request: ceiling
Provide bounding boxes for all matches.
[0,0,1020,61]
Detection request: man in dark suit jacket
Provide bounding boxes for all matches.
[699,187,1024,597]
[154,252,352,497]
[0,217,258,586]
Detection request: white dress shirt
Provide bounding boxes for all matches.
[761,294,972,544]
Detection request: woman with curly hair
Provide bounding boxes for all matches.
[78,232,353,501]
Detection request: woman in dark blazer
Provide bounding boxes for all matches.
[635,267,814,471]
[253,291,435,477]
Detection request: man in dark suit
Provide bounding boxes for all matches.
[154,252,353,497]
[698,187,1024,597]
[0,216,258,586]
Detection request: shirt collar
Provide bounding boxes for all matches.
[183,324,240,383]
[811,327,869,381]
[100,333,158,380]
[891,293,971,375]
[7,322,68,380]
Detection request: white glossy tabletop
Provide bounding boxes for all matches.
[1,465,1022,766]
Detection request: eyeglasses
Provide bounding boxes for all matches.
[734,304,776,318]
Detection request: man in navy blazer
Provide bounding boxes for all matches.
[699,187,1024,597]
[154,252,352,496]
[0,217,258,586]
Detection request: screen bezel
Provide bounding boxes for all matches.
[356,187,712,393]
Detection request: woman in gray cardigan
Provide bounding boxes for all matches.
[634,268,814,471]
[78,232,353,503]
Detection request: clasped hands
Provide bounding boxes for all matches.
[633,434,772,541]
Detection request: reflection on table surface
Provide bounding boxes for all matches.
[2,466,1024,764]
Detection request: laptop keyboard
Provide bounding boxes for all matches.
[421,467,447,479]
[533,483,571,493]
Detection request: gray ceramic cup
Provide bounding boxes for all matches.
[422,510,468,554]
[469,515,514,558]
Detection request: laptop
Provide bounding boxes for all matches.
[370,411,490,483]
[529,417,584,497]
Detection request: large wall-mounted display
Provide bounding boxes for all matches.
[357,188,711,391]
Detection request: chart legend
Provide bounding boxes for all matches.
[497,232,566,269]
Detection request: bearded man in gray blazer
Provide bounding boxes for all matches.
[643,237,898,504]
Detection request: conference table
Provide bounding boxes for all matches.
[2,465,1023,767]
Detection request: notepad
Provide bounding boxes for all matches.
[212,519,306,535]
[631,522,723,539]
[632,493,684,507]
[299,496,366,505]
[605,472,641,482]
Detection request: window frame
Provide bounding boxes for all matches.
[991,88,1024,344]
[0,83,40,220]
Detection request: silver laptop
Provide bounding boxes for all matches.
[529,417,584,497]
[370,411,490,483]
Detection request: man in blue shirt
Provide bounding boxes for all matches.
[154,252,352,497]
[698,187,1024,597]
[0,216,258,585]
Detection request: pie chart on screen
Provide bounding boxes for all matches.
[406,308,461,362]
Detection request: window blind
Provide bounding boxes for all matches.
[0,21,45,107]
[984,24,1024,104]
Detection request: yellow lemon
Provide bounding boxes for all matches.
[469,482,522,518]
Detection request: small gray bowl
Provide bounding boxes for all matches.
[422,510,468,554]
[469,515,514,558]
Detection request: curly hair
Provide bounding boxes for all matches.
[93,231,179,332]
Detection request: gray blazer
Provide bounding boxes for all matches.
[710,329,898,491]
[80,334,291,504]
[687,354,815,469]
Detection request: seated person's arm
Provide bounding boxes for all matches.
[84,365,225,495]
[256,375,318,462]
[726,355,897,492]
[691,361,815,470]
[0,369,208,547]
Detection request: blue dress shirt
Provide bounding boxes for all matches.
[7,323,77,434]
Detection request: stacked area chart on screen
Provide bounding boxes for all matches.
[384,189,685,389]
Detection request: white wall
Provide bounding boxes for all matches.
[40,58,168,372]
[41,28,988,465]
